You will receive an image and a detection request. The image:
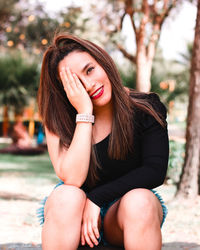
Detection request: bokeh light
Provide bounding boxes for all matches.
[6,27,12,32]
[19,34,25,40]
[41,39,48,45]
[28,15,35,22]
[7,40,14,47]
[64,22,71,28]
[160,81,168,90]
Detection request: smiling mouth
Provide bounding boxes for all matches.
[90,86,104,99]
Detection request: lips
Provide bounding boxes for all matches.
[90,86,104,99]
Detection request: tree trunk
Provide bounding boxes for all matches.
[136,52,152,92]
[176,1,200,198]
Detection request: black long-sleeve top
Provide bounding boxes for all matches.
[84,94,169,208]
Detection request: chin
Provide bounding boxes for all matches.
[94,96,112,109]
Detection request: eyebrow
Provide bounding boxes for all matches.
[81,62,91,73]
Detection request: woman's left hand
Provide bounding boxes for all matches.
[81,198,101,247]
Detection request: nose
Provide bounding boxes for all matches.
[80,76,95,92]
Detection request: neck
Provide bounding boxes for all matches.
[92,103,113,143]
[93,101,113,122]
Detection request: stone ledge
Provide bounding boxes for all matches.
[0,244,123,250]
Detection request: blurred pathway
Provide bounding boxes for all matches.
[1,242,200,250]
[0,185,200,250]
[1,126,200,250]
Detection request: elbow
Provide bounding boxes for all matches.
[63,179,84,188]
[155,172,166,187]
[150,167,167,188]
[151,162,168,187]
[157,177,165,186]
[58,174,85,188]
[55,163,87,188]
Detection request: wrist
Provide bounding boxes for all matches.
[76,113,95,124]
[77,108,93,115]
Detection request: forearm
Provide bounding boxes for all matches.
[46,66,94,186]
[56,122,93,186]
[87,162,168,207]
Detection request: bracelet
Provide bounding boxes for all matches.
[76,113,95,124]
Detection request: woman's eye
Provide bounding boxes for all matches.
[86,67,94,75]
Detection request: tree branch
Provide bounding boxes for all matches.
[137,0,150,48]
[153,0,158,13]
[147,23,160,61]
[160,0,177,24]
[147,0,176,60]
[116,43,136,63]
[118,11,126,31]
[99,14,116,34]
[124,0,139,40]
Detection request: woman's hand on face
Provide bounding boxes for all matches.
[81,198,101,248]
[60,67,93,114]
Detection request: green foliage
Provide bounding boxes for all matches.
[1,1,86,53]
[167,140,185,184]
[118,67,136,89]
[117,44,191,107]
[170,42,192,102]
[0,0,19,32]
[0,152,58,182]
[4,1,59,52]
[59,7,85,33]
[0,51,39,112]
[25,16,59,51]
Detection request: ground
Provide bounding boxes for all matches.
[0,140,200,250]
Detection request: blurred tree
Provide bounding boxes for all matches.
[151,44,192,106]
[2,1,59,53]
[0,52,39,110]
[172,43,193,100]
[25,15,59,52]
[0,51,39,136]
[59,6,86,34]
[92,0,177,92]
[176,0,200,199]
[117,46,189,107]
[0,0,19,33]
[1,0,89,54]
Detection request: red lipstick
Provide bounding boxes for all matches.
[90,86,104,99]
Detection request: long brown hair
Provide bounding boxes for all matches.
[38,32,166,187]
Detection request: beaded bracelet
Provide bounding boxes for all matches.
[76,114,95,124]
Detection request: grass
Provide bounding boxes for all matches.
[0,138,185,186]
[0,151,59,183]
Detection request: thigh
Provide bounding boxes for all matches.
[103,199,124,246]
[103,189,164,246]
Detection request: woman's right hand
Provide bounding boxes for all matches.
[60,67,93,114]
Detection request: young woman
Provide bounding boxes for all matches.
[37,33,169,250]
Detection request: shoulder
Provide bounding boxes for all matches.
[146,92,167,119]
[129,90,167,120]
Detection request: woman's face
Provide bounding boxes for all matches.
[58,51,112,111]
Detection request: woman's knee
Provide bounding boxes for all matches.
[118,189,161,226]
[44,184,86,220]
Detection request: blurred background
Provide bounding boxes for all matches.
[0,0,200,249]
